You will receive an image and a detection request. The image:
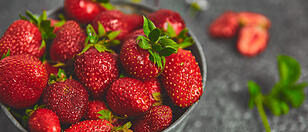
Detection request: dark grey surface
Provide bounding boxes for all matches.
[1,0,308,132]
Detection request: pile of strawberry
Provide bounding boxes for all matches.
[209,11,271,57]
[0,0,203,132]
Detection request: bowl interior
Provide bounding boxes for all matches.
[1,1,207,132]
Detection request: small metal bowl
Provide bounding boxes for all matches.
[0,1,207,132]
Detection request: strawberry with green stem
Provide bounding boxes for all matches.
[43,69,89,124]
[248,55,308,132]
[120,16,190,80]
[0,10,55,58]
[74,23,119,98]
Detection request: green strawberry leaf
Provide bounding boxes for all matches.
[149,28,161,42]
[277,55,301,86]
[94,44,107,53]
[79,44,94,55]
[97,0,109,3]
[100,3,114,10]
[143,16,156,37]
[264,98,282,116]
[1,49,10,59]
[40,20,56,39]
[290,82,308,90]
[159,38,177,47]
[109,40,121,46]
[137,36,151,50]
[98,109,112,120]
[19,14,29,21]
[282,88,305,108]
[279,101,289,115]
[148,50,156,64]
[247,81,261,108]
[152,44,163,52]
[86,24,98,44]
[178,41,193,49]
[25,10,39,25]
[162,56,166,69]
[39,10,47,23]
[107,30,121,40]
[40,40,46,49]
[166,22,176,38]
[159,47,177,57]
[97,22,106,37]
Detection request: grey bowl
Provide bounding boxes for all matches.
[0,1,207,132]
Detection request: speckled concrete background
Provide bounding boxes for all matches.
[1,0,308,132]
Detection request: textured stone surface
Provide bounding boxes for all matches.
[1,0,308,132]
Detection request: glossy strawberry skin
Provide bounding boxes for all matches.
[238,12,271,29]
[209,11,239,38]
[92,10,138,40]
[149,9,186,35]
[120,31,159,80]
[50,21,86,62]
[161,49,203,107]
[106,77,153,117]
[43,79,89,124]
[64,0,106,24]
[144,79,161,104]
[237,25,269,57]
[0,20,44,58]
[28,108,61,132]
[134,105,172,132]
[74,48,119,98]
[65,120,113,132]
[0,54,48,109]
[85,100,109,120]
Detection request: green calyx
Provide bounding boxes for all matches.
[248,55,308,132]
[1,49,10,59]
[138,16,184,71]
[165,23,194,49]
[19,10,56,49]
[48,69,67,84]
[53,14,66,28]
[92,0,114,10]
[112,122,133,132]
[79,23,120,55]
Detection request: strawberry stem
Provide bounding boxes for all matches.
[255,95,271,132]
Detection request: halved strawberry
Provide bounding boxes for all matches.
[209,11,239,38]
[237,25,269,57]
[238,12,271,29]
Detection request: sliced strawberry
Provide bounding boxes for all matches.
[209,11,239,38]
[238,12,271,29]
[237,25,269,57]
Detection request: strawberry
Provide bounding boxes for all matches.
[65,120,113,132]
[28,108,61,132]
[133,105,172,132]
[106,77,153,116]
[237,25,269,57]
[144,79,162,105]
[161,48,203,107]
[74,24,119,98]
[0,11,55,58]
[64,0,107,24]
[50,21,86,62]
[209,11,239,38]
[85,100,109,120]
[148,9,186,35]
[92,10,142,40]
[238,12,271,29]
[120,30,159,80]
[0,54,48,108]
[43,74,89,124]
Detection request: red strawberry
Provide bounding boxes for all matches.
[92,10,141,40]
[106,77,153,116]
[209,11,239,38]
[50,21,86,62]
[0,54,48,108]
[144,79,162,105]
[148,9,186,35]
[65,120,113,132]
[28,108,61,132]
[120,30,159,80]
[0,20,44,58]
[74,48,119,98]
[237,25,269,57]
[64,0,107,24]
[238,12,271,29]
[85,100,109,120]
[43,79,89,124]
[161,48,203,107]
[133,105,172,132]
